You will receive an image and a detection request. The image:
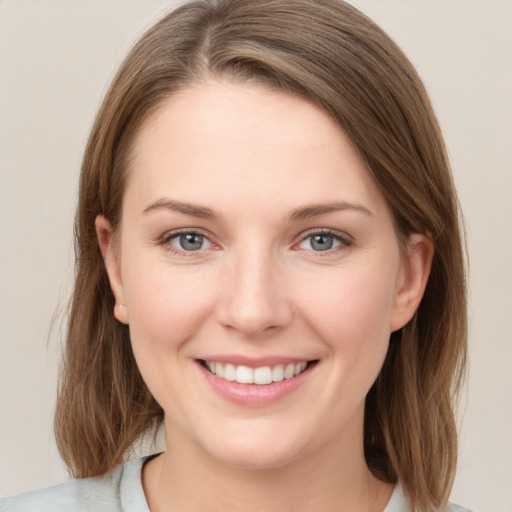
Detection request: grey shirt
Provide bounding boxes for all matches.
[1,457,149,512]
[1,456,473,512]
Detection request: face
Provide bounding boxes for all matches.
[98,81,431,470]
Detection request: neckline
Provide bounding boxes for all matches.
[128,454,406,512]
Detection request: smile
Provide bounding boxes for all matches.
[202,361,310,385]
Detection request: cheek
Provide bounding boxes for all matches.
[303,267,397,423]
[122,259,216,353]
[121,260,218,414]
[298,263,397,360]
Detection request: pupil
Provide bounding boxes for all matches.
[180,233,203,251]
[311,234,333,251]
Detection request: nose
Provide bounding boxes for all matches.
[216,247,293,339]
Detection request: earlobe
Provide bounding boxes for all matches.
[114,303,129,324]
[95,215,129,324]
[390,234,434,332]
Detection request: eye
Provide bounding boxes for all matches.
[165,231,213,252]
[297,231,351,252]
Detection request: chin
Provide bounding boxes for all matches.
[195,422,317,471]
[210,444,301,471]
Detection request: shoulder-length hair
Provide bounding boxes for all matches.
[55,1,467,510]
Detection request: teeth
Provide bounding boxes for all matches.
[235,365,253,384]
[254,366,272,385]
[271,365,284,382]
[224,363,236,381]
[284,363,295,379]
[215,362,225,379]
[205,361,310,385]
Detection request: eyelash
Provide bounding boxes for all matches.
[157,229,215,257]
[156,228,353,256]
[295,229,353,254]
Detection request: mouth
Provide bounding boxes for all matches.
[199,360,318,385]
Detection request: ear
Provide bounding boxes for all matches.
[95,215,129,324]
[390,233,434,332]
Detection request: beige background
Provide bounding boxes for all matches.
[1,1,511,510]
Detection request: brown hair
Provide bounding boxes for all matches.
[55,1,467,509]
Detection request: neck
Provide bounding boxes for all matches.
[142,416,393,512]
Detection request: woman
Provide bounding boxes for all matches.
[2,1,471,511]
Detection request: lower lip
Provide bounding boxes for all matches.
[197,361,316,407]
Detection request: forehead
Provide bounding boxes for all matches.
[124,81,388,217]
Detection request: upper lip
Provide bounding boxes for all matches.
[197,355,316,368]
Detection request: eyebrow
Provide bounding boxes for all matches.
[289,201,374,220]
[143,199,219,219]
[142,198,373,221]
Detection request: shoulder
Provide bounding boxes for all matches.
[449,505,474,512]
[0,468,124,512]
[0,457,149,512]
[385,484,475,512]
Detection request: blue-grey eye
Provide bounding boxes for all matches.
[298,232,346,252]
[310,234,334,251]
[172,233,210,251]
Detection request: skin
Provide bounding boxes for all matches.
[97,81,433,512]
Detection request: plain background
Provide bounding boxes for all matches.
[1,1,511,510]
